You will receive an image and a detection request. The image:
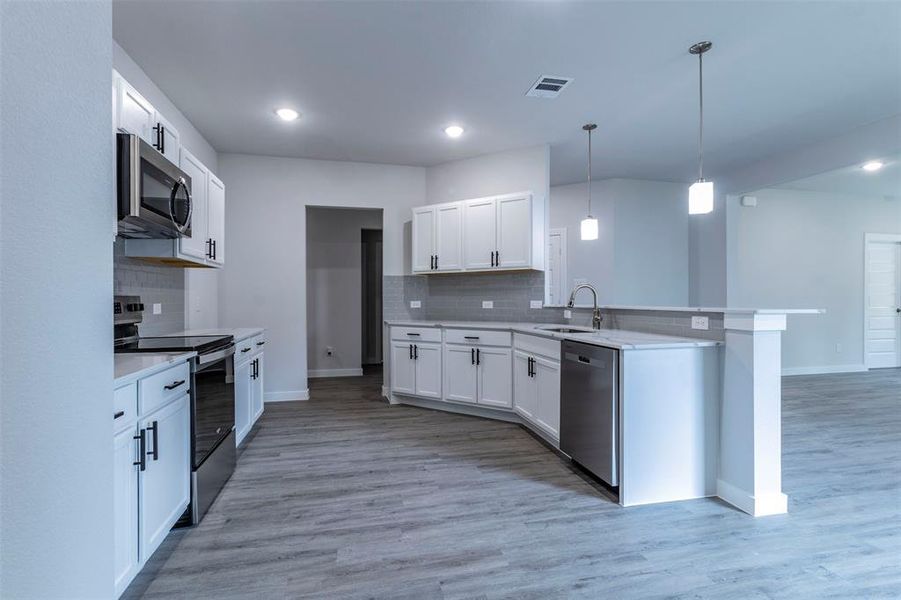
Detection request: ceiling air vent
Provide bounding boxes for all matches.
[525,75,574,98]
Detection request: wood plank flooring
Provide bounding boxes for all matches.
[124,367,901,599]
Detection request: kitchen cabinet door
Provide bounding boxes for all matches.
[463,198,497,270]
[207,173,225,266]
[414,342,442,399]
[390,342,416,395]
[435,203,463,271]
[443,345,477,404]
[477,347,512,408]
[178,149,210,261]
[534,356,561,439]
[113,426,140,597]
[496,193,532,268]
[251,354,264,422]
[513,351,537,421]
[117,78,156,144]
[412,206,436,272]
[139,394,190,563]
[153,112,180,164]
[235,358,253,445]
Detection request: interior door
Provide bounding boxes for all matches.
[496,194,532,268]
[866,240,901,368]
[178,149,209,260]
[443,345,477,403]
[435,203,463,271]
[139,395,190,562]
[513,351,536,421]
[207,174,225,265]
[390,342,416,395]
[463,198,496,269]
[412,207,436,272]
[414,343,442,398]
[477,347,512,408]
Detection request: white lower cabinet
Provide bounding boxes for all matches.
[443,345,478,403]
[389,333,442,399]
[513,336,561,440]
[235,340,266,446]
[113,361,191,598]
[442,338,512,408]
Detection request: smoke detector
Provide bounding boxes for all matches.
[525,75,574,98]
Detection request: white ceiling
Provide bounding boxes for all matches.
[776,155,901,199]
[113,1,901,186]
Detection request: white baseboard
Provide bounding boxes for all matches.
[716,479,788,517]
[264,389,309,402]
[782,364,867,376]
[381,385,389,399]
[308,368,363,378]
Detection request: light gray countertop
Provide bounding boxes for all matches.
[115,352,196,388]
[162,328,265,344]
[385,320,722,350]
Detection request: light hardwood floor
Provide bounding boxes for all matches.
[124,367,901,599]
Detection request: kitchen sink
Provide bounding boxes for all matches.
[535,325,597,334]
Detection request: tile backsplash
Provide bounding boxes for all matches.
[114,239,185,336]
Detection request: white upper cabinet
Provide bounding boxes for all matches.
[178,149,210,261]
[207,173,225,266]
[463,198,496,270]
[153,112,180,164]
[412,191,545,275]
[412,206,436,272]
[435,203,463,271]
[117,77,156,145]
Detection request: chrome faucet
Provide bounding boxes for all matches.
[567,283,603,329]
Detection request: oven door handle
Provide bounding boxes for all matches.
[197,344,236,365]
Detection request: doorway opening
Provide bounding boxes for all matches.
[305,206,384,384]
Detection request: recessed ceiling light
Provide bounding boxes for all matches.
[444,125,464,138]
[862,160,884,172]
[275,108,299,122]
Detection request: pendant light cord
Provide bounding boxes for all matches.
[698,50,704,182]
[587,127,592,216]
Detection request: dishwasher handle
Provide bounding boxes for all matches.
[563,351,610,368]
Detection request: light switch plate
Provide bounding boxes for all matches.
[410,300,421,309]
[563,309,572,319]
[530,300,543,309]
[152,303,162,315]
[482,300,493,309]
[691,316,709,330]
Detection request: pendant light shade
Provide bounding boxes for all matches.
[688,41,714,215]
[581,123,599,240]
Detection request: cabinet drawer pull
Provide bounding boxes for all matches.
[256,341,265,346]
[464,336,480,340]
[146,420,159,461]
[241,347,252,353]
[406,333,420,336]
[114,410,125,419]
[471,348,475,365]
[133,429,146,472]
[164,379,186,390]
[476,348,480,365]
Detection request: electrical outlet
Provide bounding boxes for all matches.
[530,300,543,309]
[691,316,709,330]
[482,300,493,309]
[326,346,333,356]
[152,303,162,315]
[410,300,421,309]
[563,309,572,319]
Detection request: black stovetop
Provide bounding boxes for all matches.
[115,335,233,355]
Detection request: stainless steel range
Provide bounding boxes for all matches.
[114,296,236,525]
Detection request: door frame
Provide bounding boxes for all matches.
[863,232,901,369]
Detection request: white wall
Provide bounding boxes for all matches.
[549,179,689,305]
[306,207,383,375]
[113,40,220,330]
[218,154,425,399]
[426,144,549,206]
[728,188,901,373]
[1,2,115,597]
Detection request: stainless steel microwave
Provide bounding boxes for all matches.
[117,132,192,238]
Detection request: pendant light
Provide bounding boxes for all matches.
[581,123,599,240]
[688,41,714,215]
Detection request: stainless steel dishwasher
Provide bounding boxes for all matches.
[560,340,618,487]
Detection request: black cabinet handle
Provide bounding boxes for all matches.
[133,429,146,471]
[471,348,475,365]
[206,238,212,259]
[406,333,420,337]
[495,250,499,266]
[253,358,259,379]
[476,348,480,365]
[256,341,266,346]
[241,347,251,353]
[490,251,494,267]
[409,344,413,360]
[211,239,217,261]
[146,420,159,461]
[464,336,479,340]
[114,410,125,419]
[164,379,185,390]
[434,254,438,269]
[414,344,418,360]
